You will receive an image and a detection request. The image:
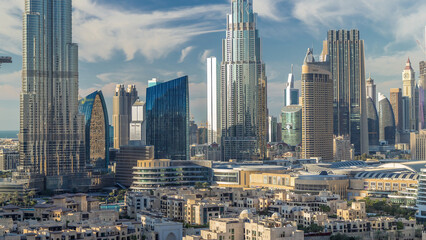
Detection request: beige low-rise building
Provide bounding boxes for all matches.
[249,173,296,190]
[337,202,366,221]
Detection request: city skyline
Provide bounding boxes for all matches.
[0,0,426,130]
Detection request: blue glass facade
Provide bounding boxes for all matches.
[78,91,110,169]
[146,76,189,160]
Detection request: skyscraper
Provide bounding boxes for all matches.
[268,116,277,143]
[146,76,189,160]
[390,88,403,133]
[378,93,396,145]
[19,0,86,189]
[366,75,376,104]
[129,100,146,146]
[301,49,333,161]
[402,58,418,131]
[284,65,299,106]
[112,84,138,148]
[281,105,302,147]
[207,57,220,144]
[78,91,110,170]
[324,29,368,155]
[419,61,426,129]
[220,0,267,161]
[366,97,379,146]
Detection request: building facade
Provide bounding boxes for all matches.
[78,91,109,171]
[268,116,277,143]
[19,0,86,190]
[366,75,376,104]
[366,97,379,146]
[411,130,426,161]
[378,93,396,145]
[324,29,368,155]
[146,76,189,160]
[0,149,19,171]
[420,60,426,129]
[402,58,418,131]
[284,66,299,106]
[281,105,302,147]
[112,85,138,149]
[220,0,267,161]
[207,57,220,144]
[301,49,333,161]
[129,100,146,146]
[390,88,403,135]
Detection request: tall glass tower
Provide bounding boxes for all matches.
[146,76,189,160]
[19,0,86,186]
[220,0,267,161]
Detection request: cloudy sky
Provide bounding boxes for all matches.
[0,0,425,130]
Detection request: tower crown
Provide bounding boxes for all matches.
[405,57,413,70]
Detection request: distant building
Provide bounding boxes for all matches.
[189,121,198,145]
[411,130,426,161]
[146,76,189,160]
[419,60,426,129]
[113,84,138,148]
[268,116,278,142]
[284,65,299,106]
[366,75,377,104]
[301,48,333,161]
[333,135,354,161]
[390,88,403,136]
[378,93,396,145]
[0,149,19,171]
[281,105,302,147]
[366,97,379,146]
[324,29,368,155]
[129,100,147,146]
[402,58,418,131]
[78,91,110,171]
[207,57,220,144]
[115,145,154,188]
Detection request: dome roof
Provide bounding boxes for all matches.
[239,209,253,219]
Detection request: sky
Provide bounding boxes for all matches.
[0,0,425,130]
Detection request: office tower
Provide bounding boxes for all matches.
[129,100,146,146]
[411,130,426,161]
[390,88,403,133]
[301,49,333,161]
[402,58,418,131]
[366,75,376,104]
[146,76,189,160]
[189,121,198,145]
[324,29,368,154]
[284,65,299,106]
[112,84,138,148]
[281,105,302,147]
[276,122,282,142]
[0,149,19,171]
[378,93,396,145]
[268,116,277,142]
[420,61,426,129]
[115,145,154,188]
[207,57,220,144]
[19,0,86,189]
[220,0,267,161]
[366,97,379,146]
[333,135,354,161]
[78,91,110,170]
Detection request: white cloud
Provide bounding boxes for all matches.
[0,84,20,100]
[178,46,195,63]
[253,0,285,22]
[200,49,213,63]
[0,0,24,55]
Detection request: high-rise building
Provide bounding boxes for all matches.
[146,76,189,160]
[333,135,354,161]
[207,57,220,144]
[220,0,267,161]
[402,58,418,131]
[390,88,403,133]
[268,116,277,143]
[19,0,86,190]
[301,49,333,161]
[411,130,426,161]
[420,61,426,129]
[366,75,376,104]
[78,91,110,171]
[284,65,299,106]
[281,105,302,147]
[148,78,158,88]
[112,84,138,148]
[324,29,368,155]
[378,93,396,145]
[129,100,146,146]
[366,97,379,146]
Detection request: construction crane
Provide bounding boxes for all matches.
[0,56,12,69]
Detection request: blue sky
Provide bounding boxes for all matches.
[0,0,425,130]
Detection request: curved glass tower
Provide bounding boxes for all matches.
[366,97,379,146]
[79,91,110,170]
[221,0,267,161]
[20,0,86,186]
[378,93,396,145]
[281,105,302,147]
